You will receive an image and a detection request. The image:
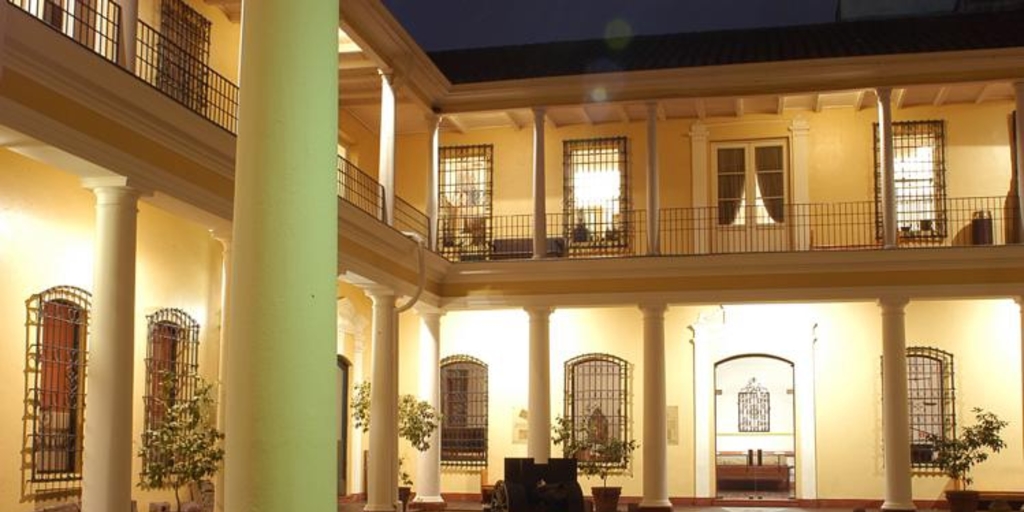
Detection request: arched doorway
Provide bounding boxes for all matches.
[714,354,795,500]
[337,355,351,496]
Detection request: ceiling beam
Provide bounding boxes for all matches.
[813,93,823,113]
[616,104,630,123]
[894,88,906,110]
[339,53,378,71]
[444,115,467,134]
[656,102,667,121]
[933,86,950,106]
[580,105,594,125]
[504,111,523,130]
[695,99,707,120]
[854,90,867,111]
[776,96,786,115]
[734,98,745,118]
[975,83,994,104]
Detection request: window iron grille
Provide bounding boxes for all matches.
[873,120,948,241]
[440,355,488,468]
[157,0,211,115]
[907,346,955,469]
[23,285,91,499]
[142,308,201,464]
[563,137,630,254]
[737,377,770,432]
[564,353,632,466]
[439,145,493,261]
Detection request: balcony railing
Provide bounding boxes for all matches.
[135,20,239,133]
[8,0,240,133]
[8,0,121,63]
[337,156,385,221]
[439,196,1017,262]
[394,196,430,243]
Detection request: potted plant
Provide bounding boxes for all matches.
[927,407,1008,512]
[138,378,225,512]
[352,382,442,508]
[552,412,639,512]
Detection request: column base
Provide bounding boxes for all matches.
[881,501,916,512]
[637,499,673,512]
[409,496,446,511]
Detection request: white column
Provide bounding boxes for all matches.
[646,103,661,255]
[225,1,338,511]
[639,303,671,512]
[80,177,141,512]
[532,108,548,259]
[877,87,898,249]
[413,307,445,507]
[212,233,232,512]
[689,122,710,255]
[117,0,138,72]
[789,118,811,251]
[426,114,441,251]
[379,72,397,225]
[526,306,552,462]
[689,314,717,498]
[366,287,399,512]
[879,297,915,512]
[1014,82,1024,242]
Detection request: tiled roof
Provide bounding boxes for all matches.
[428,10,1024,84]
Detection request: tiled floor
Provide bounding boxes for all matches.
[338,502,934,512]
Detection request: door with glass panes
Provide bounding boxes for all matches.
[712,141,788,254]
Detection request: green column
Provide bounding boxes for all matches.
[225,0,338,510]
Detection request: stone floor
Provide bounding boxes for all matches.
[337,503,939,512]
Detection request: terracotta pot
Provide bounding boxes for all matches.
[592,486,622,512]
[946,489,980,512]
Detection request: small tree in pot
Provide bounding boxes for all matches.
[138,378,224,512]
[552,412,639,512]
[927,407,1008,512]
[351,382,442,508]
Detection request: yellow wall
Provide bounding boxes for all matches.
[423,300,1022,501]
[394,102,1016,220]
[0,149,223,510]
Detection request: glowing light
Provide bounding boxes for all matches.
[604,19,633,51]
[590,87,608,102]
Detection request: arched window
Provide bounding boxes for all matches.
[440,355,488,468]
[23,286,91,498]
[564,353,632,464]
[143,309,200,450]
[907,346,955,468]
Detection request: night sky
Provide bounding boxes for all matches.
[383,0,841,51]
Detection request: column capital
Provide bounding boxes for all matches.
[361,283,396,302]
[688,121,709,139]
[878,296,909,311]
[531,106,547,119]
[639,302,667,317]
[424,112,441,128]
[524,305,553,318]
[789,116,810,134]
[414,303,446,318]
[875,86,893,101]
[81,175,150,198]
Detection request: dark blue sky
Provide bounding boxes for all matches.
[383,0,841,51]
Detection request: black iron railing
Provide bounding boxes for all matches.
[394,196,430,243]
[8,0,121,63]
[337,156,385,221]
[135,20,238,133]
[439,196,1016,262]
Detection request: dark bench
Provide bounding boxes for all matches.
[491,238,566,260]
[717,465,790,492]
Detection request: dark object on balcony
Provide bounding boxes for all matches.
[910,443,934,464]
[489,458,584,512]
[491,238,567,260]
[972,210,993,245]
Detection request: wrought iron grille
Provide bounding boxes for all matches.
[440,355,488,468]
[23,286,90,498]
[564,353,631,466]
[907,346,955,469]
[737,378,770,432]
[157,0,210,113]
[7,0,122,63]
[439,145,493,261]
[563,137,630,255]
[142,308,200,463]
[874,120,948,240]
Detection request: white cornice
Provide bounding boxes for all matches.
[432,48,1024,114]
